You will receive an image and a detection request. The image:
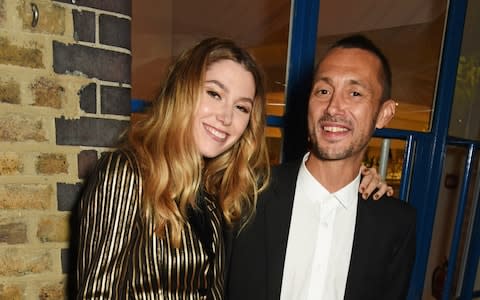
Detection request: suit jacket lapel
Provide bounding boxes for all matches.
[265,161,302,299]
[344,194,373,299]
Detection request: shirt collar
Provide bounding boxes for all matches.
[300,152,360,210]
[332,173,360,209]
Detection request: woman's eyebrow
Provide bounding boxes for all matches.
[205,79,254,102]
[205,79,228,92]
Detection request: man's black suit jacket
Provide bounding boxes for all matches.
[226,161,416,300]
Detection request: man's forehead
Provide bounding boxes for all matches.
[320,48,379,65]
[315,49,382,80]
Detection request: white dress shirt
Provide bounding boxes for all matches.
[280,153,360,300]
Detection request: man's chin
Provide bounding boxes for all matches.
[311,148,353,161]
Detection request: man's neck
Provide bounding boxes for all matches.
[305,153,363,193]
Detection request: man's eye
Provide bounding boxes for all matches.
[351,91,362,97]
[207,90,221,100]
[315,89,329,95]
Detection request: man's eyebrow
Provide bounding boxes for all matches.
[314,76,332,84]
[316,76,369,88]
[312,76,332,86]
[348,79,371,91]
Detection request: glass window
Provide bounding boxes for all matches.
[315,0,448,133]
[131,0,291,164]
[364,137,407,199]
[476,263,480,294]
[311,0,449,217]
[449,0,480,141]
[424,147,479,299]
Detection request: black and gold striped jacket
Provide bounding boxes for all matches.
[76,150,225,299]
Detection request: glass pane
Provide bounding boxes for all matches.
[476,263,480,294]
[448,0,480,141]
[364,137,407,199]
[266,91,286,165]
[424,146,479,299]
[131,0,291,164]
[315,0,448,132]
[454,152,480,298]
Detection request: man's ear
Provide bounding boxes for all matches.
[375,99,396,129]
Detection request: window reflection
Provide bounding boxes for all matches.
[131,0,291,164]
[449,0,480,141]
[364,138,407,198]
[315,0,447,133]
[132,0,450,165]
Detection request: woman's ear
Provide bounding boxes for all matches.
[375,99,396,129]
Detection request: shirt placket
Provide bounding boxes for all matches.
[307,195,337,299]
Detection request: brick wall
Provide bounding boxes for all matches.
[0,0,131,298]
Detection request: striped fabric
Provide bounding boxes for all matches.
[76,150,224,299]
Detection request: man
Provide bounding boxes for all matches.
[226,35,416,300]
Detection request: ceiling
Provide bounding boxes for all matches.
[170,0,446,47]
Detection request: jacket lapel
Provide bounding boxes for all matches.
[265,161,302,299]
[344,194,373,299]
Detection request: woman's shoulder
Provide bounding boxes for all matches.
[97,148,142,177]
[81,148,144,209]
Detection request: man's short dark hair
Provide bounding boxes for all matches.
[326,34,392,101]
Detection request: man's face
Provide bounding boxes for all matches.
[307,47,395,162]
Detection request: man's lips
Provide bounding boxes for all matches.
[318,121,351,141]
[323,125,348,133]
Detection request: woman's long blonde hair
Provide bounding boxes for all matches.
[127,37,270,246]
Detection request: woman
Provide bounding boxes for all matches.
[76,37,390,299]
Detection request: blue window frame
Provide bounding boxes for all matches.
[277,0,478,298]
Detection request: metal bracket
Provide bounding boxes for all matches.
[31,3,39,27]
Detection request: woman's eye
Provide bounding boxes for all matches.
[236,105,251,114]
[207,90,221,100]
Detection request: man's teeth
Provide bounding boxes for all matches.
[324,126,347,132]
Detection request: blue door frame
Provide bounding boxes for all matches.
[444,138,480,299]
[282,0,478,298]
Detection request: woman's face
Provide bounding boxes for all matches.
[192,59,255,158]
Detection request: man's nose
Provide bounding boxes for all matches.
[325,92,344,115]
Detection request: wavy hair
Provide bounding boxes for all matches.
[126,37,270,246]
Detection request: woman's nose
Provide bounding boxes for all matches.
[216,103,233,125]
